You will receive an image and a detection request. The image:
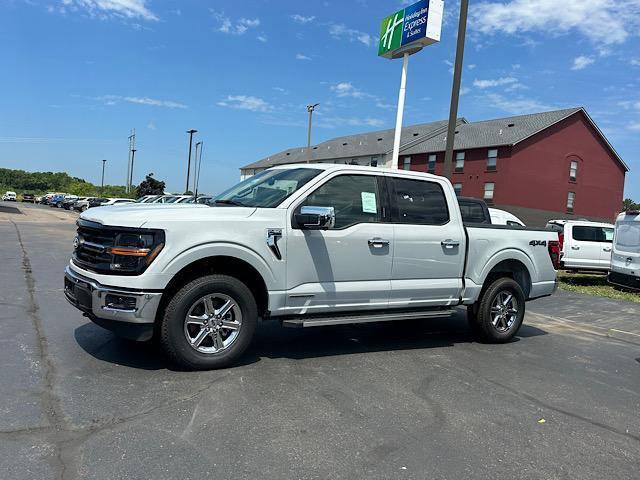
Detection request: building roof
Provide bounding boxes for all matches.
[241,118,466,170]
[401,107,582,154]
[241,107,628,172]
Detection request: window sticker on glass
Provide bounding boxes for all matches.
[361,192,377,214]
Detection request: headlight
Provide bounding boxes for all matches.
[108,230,165,273]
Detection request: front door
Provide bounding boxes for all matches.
[387,176,466,308]
[285,173,393,315]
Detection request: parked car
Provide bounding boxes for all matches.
[489,208,525,227]
[2,191,17,201]
[135,195,159,203]
[100,198,135,206]
[167,195,193,204]
[35,196,43,203]
[49,194,67,208]
[608,209,640,291]
[73,197,94,212]
[64,164,559,370]
[183,195,213,205]
[150,195,178,204]
[546,220,614,272]
[87,197,109,209]
[22,192,36,203]
[58,195,78,209]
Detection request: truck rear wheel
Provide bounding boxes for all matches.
[160,274,257,370]
[470,277,525,343]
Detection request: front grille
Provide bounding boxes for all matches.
[73,220,118,274]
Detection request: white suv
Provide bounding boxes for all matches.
[608,210,640,291]
[2,191,17,201]
[547,220,614,272]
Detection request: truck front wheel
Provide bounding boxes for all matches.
[160,274,257,370]
[469,277,525,343]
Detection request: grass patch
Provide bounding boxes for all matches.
[557,271,640,303]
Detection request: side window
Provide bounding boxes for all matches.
[392,177,449,225]
[572,226,613,243]
[299,174,381,229]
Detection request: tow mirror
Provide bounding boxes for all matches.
[295,206,335,230]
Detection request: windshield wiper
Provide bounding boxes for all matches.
[214,199,247,207]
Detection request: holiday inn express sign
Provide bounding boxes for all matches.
[378,0,444,59]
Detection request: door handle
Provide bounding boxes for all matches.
[571,246,580,250]
[368,237,390,248]
[441,239,460,249]
[603,247,611,252]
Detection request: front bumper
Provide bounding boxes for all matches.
[64,266,163,340]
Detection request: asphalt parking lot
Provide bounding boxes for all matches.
[2,202,639,480]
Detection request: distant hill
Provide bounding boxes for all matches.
[0,167,130,198]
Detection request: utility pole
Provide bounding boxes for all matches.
[193,141,202,194]
[443,0,469,179]
[126,129,136,193]
[194,141,204,199]
[185,129,198,193]
[129,149,137,194]
[101,159,107,191]
[306,104,319,163]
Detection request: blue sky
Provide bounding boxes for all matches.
[1,0,639,199]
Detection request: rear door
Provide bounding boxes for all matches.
[388,175,466,308]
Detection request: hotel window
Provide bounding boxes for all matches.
[484,182,495,204]
[569,160,578,181]
[487,149,498,171]
[567,192,575,213]
[427,154,436,174]
[455,152,465,173]
[403,157,411,170]
[453,183,462,196]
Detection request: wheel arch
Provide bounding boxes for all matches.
[481,258,533,299]
[156,255,270,327]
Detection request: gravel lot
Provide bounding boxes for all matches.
[2,202,639,480]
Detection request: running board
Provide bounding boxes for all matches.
[281,309,455,328]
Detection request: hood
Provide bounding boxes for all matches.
[79,204,257,228]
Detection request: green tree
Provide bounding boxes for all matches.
[623,198,639,211]
[136,173,165,197]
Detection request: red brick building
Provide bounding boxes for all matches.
[242,108,628,226]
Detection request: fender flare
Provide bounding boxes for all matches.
[476,248,537,288]
[160,242,278,289]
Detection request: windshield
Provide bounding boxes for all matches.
[615,220,640,253]
[214,168,321,208]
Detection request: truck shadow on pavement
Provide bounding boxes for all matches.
[74,311,547,371]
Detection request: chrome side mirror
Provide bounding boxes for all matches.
[295,206,335,230]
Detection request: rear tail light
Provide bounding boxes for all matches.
[548,240,561,270]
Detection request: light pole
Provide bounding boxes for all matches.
[101,159,107,190]
[306,103,319,163]
[193,141,202,195]
[129,149,136,193]
[185,129,198,193]
[443,0,469,179]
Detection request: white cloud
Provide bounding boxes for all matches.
[470,0,640,45]
[484,93,554,114]
[618,100,640,110]
[316,116,386,129]
[97,95,187,108]
[571,55,595,70]
[295,53,312,61]
[631,59,640,66]
[460,87,470,96]
[257,35,268,42]
[291,14,316,24]
[473,77,519,88]
[331,82,365,98]
[328,24,373,47]
[56,0,158,20]
[212,12,260,35]
[628,122,640,131]
[217,95,272,112]
[468,64,477,70]
[147,121,156,130]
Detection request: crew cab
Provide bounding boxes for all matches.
[64,165,559,369]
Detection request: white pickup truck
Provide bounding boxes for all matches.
[64,165,559,369]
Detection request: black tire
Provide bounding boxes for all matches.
[470,277,525,343]
[160,274,257,370]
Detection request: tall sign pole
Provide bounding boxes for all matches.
[378,0,444,169]
[306,103,319,163]
[185,129,197,194]
[443,0,469,179]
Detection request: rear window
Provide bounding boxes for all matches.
[572,226,613,243]
[392,178,449,225]
[458,201,488,224]
[615,221,640,252]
